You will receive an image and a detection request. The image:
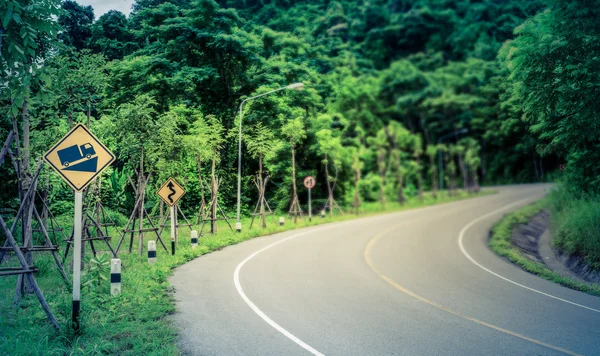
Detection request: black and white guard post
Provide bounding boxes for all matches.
[148,240,156,263]
[279,217,284,226]
[191,230,198,249]
[110,258,121,296]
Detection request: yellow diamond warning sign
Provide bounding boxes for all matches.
[157,177,186,207]
[43,124,115,192]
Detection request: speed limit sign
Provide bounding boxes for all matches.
[304,176,316,189]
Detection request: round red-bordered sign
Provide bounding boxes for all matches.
[304,176,316,189]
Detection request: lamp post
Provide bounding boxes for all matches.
[236,83,305,232]
[438,128,468,191]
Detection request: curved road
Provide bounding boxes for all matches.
[170,185,600,355]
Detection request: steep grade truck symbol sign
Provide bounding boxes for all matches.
[157,177,186,207]
[44,124,115,191]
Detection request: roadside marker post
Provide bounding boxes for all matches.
[303,176,316,222]
[191,230,198,249]
[279,217,284,226]
[110,259,121,296]
[156,177,186,256]
[321,210,326,219]
[148,240,156,264]
[236,222,241,233]
[170,206,176,255]
[43,123,115,333]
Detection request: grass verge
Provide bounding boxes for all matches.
[1,190,491,355]
[488,199,600,297]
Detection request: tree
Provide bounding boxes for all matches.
[425,144,439,199]
[385,121,412,204]
[310,113,347,217]
[281,115,306,222]
[412,134,424,201]
[368,129,388,210]
[1,0,60,296]
[246,122,278,228]
[500,0,600,194]
[43,50,108,128]
[105,95,167,253]
[88,10,137,60]
[58,0,94,50]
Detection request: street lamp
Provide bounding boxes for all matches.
[438,128,468,191]
[235,83,305,232]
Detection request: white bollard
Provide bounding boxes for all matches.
[110,258,121,296]
[236,222,242,233]
[321,210,326,219]
[191,230,198,249]
[148,240,156,264]
[279,217,284,226]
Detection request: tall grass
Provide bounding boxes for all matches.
[547,187,600,270]
[488,199,600,296]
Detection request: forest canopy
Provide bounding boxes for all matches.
[2,0,596,219]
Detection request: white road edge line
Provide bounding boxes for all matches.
[458,195,600,313]
[234,227,331,356]
[230,199,470,356]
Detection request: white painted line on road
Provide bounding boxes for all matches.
[234,227,330,356]
[458,196,600,314]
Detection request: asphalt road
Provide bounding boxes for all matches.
[170,185,600,355]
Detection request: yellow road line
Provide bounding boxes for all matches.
[364,226,582,356]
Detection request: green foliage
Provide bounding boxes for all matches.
[501,0,600,193]
[82,253,111,290]
[548,187,600,270]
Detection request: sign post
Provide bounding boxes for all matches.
[304,176,316,222]
[157,178,186,256]
[43,123,115,332]
[72,191,82,331]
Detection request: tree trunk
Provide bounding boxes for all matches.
[353,163,361,215]
[378,149,386,211]
[87,100,91,128]
[290,144,299,223]
[395,151,405,205]
[429,154,438,199]
[210,153,217,233]
[416,154,423,202]
[259,154,266,228]
[18,100,34,294]
[458,152,467,192]
[138,147,145,255]
[324,154,334,218]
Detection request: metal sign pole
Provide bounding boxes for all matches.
[170,205,176,255]
[308,187,312,222]
[72,191,83,332]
